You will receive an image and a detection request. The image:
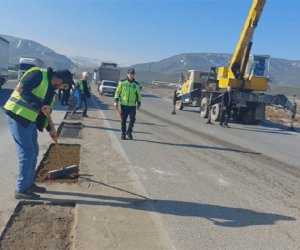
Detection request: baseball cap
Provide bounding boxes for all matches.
[127,68,135,74]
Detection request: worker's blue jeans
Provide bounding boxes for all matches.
[73,95,88,116]
[7,116,39,192]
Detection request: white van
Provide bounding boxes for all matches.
[98,80,117,96]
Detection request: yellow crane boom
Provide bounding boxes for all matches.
[218,0,269,91]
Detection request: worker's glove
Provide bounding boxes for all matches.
[223,107,227,111]
[114,102,118,108]
[136,103,141,110]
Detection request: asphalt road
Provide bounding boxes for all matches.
[1,83,299,249]
[96,92,300,249]
[0,81,20,229]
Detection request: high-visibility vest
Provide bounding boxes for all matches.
[78,80,91,93]
[4,67,55,128]
[114,79,142,107]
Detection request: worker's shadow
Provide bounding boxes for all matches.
[258,120,300,134]
[43,187,295,228]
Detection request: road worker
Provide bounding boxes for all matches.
[4,67,74,199]
[219,86,233,128]
[72,72,91,117]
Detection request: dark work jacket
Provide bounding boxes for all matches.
[222,91,233,108]
[5,69,55,131]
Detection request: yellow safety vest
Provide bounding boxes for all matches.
[78,80,91,93]
[114,79,141,107]
[4,67,55,128]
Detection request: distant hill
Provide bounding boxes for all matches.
[131,53,300,86]
[69,56,102,68]
[1,34,75,70]
[2,34,299,87]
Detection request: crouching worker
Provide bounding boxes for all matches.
[4,67,74,199]
[114,68,141,140]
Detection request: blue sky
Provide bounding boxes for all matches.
[0,0,299,65]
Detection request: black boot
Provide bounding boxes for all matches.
[121,133,126,140]
[126,131,133,140]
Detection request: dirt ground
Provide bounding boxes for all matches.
[0,203,74,250]
[35,144,81,183]
[266,100,300,128]
[143,85,300,128]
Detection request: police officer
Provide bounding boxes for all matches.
[72,72,91,117]
[114,68,142,140]
[4,67,74,199]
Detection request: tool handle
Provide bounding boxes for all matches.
[116,106,122,121]
[47,114,64,168]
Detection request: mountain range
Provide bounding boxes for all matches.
[1,34,300,86]
[1,35,75,70]
[131,53,300,86]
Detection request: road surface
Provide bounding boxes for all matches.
[1,83,299,249]
[95,91,300,249]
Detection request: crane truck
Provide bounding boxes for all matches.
[0,36,9,90]
[173,0,297,125]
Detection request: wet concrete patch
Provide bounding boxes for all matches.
[64,111,82,121]
[35,144,80,183]
[0,202,75,250]
[58,122,82,138]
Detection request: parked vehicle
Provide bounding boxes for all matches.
[98,80,118,96]
[94,62,120,91]
[173,0,297,125]
[0,37,9,89]
[18,56,44,80]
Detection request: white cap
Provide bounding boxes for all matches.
[82,72,89,77]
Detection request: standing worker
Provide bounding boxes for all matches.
[72,72,91,117]
[3,67,74,199]
[114,68,142,140]
[219,86,233,128]
[61,85,71,105]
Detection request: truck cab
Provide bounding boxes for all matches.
[176,70,210,110]
[18,57,44,80]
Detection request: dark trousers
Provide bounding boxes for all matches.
[220,107,231,125]
[73,95,88,116]
[121,105,136,134]
[61,89,70,105]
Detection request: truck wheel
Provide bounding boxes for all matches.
[242,113,256,124]
[210,104,220,121]
[200,97,208,118]
[175,100,184,110]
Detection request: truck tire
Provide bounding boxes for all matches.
[242,113,256,124]
[175,100,184,110]
[210,104,220,121]
[200,97,208,118]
